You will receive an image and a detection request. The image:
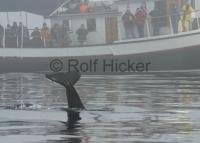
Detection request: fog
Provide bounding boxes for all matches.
[0,12,50,29]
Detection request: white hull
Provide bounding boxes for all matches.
[0,30,200,74]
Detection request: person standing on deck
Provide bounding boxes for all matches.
[135,6,147,38]
[17,22,30,48]
[60,21,72,47]
[76,24,88,46]
[5,24,13,47]
[41,23,51,47]
[181,1,194,32]
[51,23,60,47]
[31,27,43,48]
[122,7,135,39]
[149,5,165,36]
[11,22,18,47]
[171,3,181,34]
[23,26,30,47]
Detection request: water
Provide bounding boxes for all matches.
[0,71,200,143]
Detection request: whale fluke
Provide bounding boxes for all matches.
[46,71,85,110]
[46,72,81,87]
[65,82,85,109]
[46,71,85,123]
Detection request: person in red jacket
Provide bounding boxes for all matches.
[135,6,147,38]
[80,0,89,13]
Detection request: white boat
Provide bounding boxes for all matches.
[0,29,200,74]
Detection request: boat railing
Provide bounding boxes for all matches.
[118,9,200,40]
[1,10,200,49]
[144,9,200,36]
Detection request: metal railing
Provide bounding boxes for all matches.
[1,10,200,48]
[119,10,200,40]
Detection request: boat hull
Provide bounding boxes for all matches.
[0,44,200,74]
[1,31,200,74]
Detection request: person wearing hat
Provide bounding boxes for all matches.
[181,1,194,32]
[41,23,51,47]
[76,24,88,46]
[31,27,42,47]
[135,6,147,38]
[122,6,135,39]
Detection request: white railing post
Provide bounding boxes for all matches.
[21,24,24,49]
[169,15,174,34]
[118,20,122,41]
[146,18,150,37]
[197,14,200,30]
[3,26,5,48]
[44,38,46,48]
[17,36,19,48]
[20,21,24,60]
[19,11,24,50]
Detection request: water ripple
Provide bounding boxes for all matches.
[0,71,200,143]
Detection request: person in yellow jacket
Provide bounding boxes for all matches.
[41,23,51,47]
[181,2,194,32]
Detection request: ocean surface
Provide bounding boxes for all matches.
[0,71,200,143]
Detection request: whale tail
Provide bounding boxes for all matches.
[46,72,81,87]
[46,71,85,110]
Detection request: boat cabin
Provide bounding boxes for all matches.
[0,0,199,48]
[50,0,121,45]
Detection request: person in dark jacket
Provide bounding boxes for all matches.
[149,5,165,36]
[76,24,88,45]
[23,26,30,47]
[18,22,30,48]
[5,24,13,47]
[11,22,18,47]
[51,23,60,47]
[171,3,180,34]
[60,21,72,47]
[30,27,43,47]
[122,8,135,39]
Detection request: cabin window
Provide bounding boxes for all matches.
[87,18,96,32]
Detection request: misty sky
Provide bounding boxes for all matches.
[0,0,199,29]
[0,0,113,29]
[0,12,49,29]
